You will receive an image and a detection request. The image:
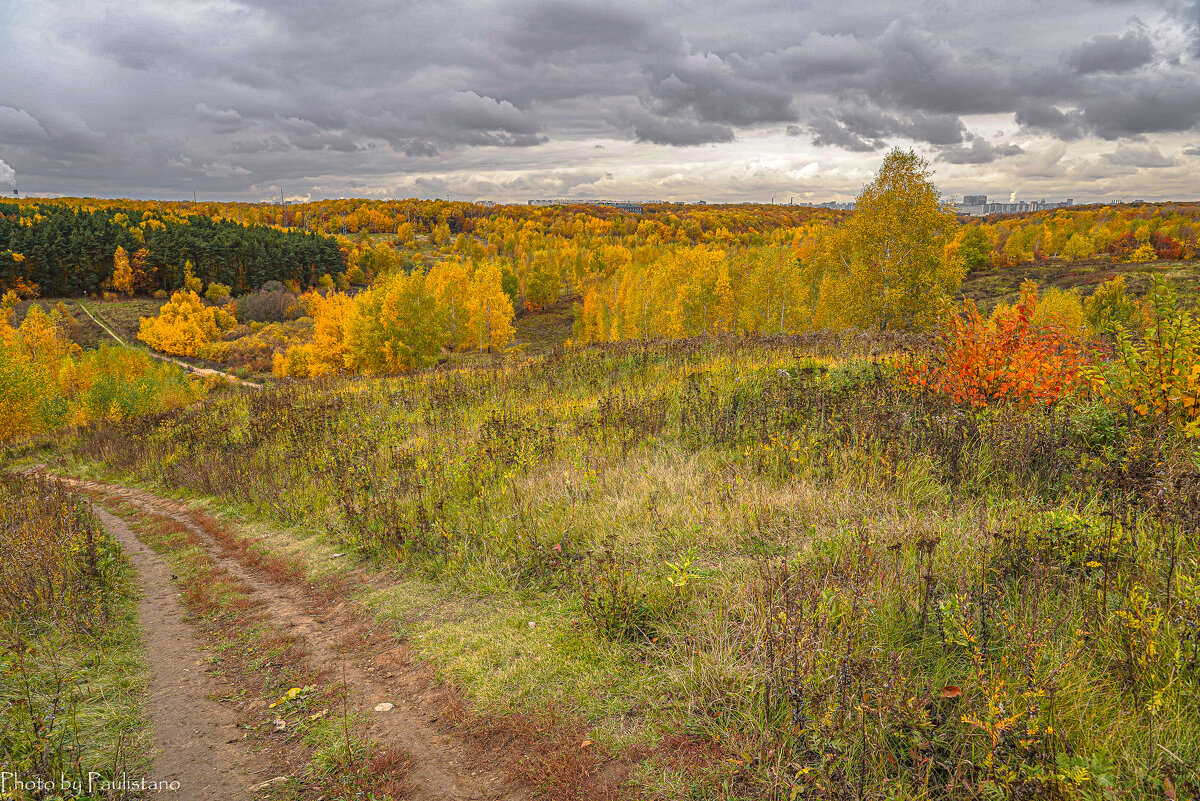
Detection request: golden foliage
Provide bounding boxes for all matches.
[137,290,237,357]
[111,246,134,295]
[0,304,199,441]
[273,262,515,377]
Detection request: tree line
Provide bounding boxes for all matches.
[0,203,345,297]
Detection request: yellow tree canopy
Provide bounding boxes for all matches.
[466,260,516,352]
[112,246,134,295]
[345,269,448,374]
[838,148,961,331]
[138,290,237,357]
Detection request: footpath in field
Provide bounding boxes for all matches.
[66,475,529,801]
[90,506,273,799]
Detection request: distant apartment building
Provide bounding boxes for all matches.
[954,195,1075,216]
[795,200,855,210]
[527,199,644,213]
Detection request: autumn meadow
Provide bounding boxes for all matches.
[3,150,1200,801]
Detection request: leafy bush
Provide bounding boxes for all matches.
[1084,275,1143,333]
[137,289,237,357]
[236,287,301,323]
[903,283,1094,407]
[204,281,232,303]
[77,344,200,421]
[1101,279,1200,437]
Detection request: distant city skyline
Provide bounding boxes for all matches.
[5,1,1200,204]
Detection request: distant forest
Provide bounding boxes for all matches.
[0,203,345,296]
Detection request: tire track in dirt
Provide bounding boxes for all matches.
[90,505,273,800]
[67,476,527,801]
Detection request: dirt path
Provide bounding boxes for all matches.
[74,301,263,388]
[91,505,273,800]
[69,476,527,801]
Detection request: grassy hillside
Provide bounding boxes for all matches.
[47,331,1200,800]
[0,474,150,789]
[962,256,1200,312]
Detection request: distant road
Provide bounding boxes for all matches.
[75,300,263,389]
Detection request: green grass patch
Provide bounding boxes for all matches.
[0,475,149,801]
[33,335,1200,799]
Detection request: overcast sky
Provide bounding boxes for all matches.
[4,0,1200,204]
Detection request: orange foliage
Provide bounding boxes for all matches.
[902,284,1095,407]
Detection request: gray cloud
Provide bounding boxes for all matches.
[1101,144,1178,166]
[1066,27,1155,74]
[611,103,735,146]
[1015,101,1089,140]
[938,137,1025,164]
[870,21,1020,115]
[807,103,966,150]
[645,51,796,126]
[808,115,884,151]
[2,0,1200,200]
[0,106,49,146]
[1170,0,1200,56]
[1075,69,1200,138]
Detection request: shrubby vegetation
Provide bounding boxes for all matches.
[7,151,1200,799]
[0,474,147,787]
[71,307,1200,798]
[0,293,202,442]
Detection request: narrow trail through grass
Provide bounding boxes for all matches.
[88,505,271,799]
[55,472,540,801]
[75,300,264,388]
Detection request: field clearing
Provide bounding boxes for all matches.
[74,297,170,345]
[961,257,1200,310]
[29,330,1198,800]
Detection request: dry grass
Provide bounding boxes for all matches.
[57,333,1200,799]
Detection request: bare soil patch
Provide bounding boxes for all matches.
[90,506,273,800]
[66,476,532,801]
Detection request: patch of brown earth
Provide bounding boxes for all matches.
[64,476,531,801]
[91,506,273,800]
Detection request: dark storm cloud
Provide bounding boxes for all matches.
[869,21,1020,115]
[808,116,884,152]
[1066,27,1155,73]
[644,51,797,126]
[503,1,650,57]
[611,103,736,146]
[806,103,966,151]
[2,0,1200,198]
[1074,69,1200,138]
[1015,101,1090,140]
